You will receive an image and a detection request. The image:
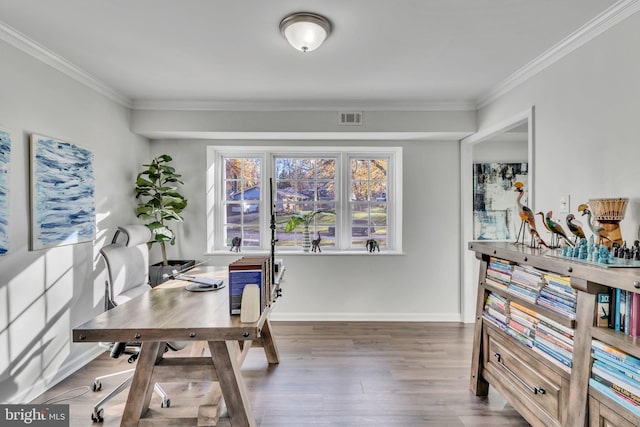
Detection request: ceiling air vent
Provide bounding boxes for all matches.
[338,112,363,126]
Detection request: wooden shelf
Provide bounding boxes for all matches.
[470,241,640,427]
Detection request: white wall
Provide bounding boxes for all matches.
[473,139,527,163]
[0,40,150,403]
[151,138,462,321]
[460,11,640,326]
[477,12,640,243]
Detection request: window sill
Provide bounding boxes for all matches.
[205,249,405,256]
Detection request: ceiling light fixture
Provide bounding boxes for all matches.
[279,12,331,53]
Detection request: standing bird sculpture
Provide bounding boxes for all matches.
[566,214,586,244]
[536,211,555,247]
[544,211,574,248]
[514,181,537,246]
[530,228,550,249]
[537,211,573,248]
[578,203,611,245]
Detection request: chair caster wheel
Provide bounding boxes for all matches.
[91,408,104,422]
[161,399,171,408]
[91,381,102,392]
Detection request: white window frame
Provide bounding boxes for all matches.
[206,146,402,254]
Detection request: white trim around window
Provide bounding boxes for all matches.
[206,146,402,254]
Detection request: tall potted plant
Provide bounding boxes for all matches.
[135,154,192,284]
[284,209,334,252]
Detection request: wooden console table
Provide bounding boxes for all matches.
[73,267,280,427]
[469,241,640,427]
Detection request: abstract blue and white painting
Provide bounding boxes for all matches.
[0,128,11,255]
[31,134,95,250]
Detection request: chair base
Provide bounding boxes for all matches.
[91,371,170,423]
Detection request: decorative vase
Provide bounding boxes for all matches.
[302,225,311,252]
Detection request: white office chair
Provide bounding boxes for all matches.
[90,225,185,422]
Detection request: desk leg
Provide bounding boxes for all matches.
[208,341,256,427]
[261,319,280,364]
[121,342,163,427]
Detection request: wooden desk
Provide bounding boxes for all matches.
[73,267,280,427]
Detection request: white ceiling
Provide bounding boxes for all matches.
[0,0,624,110]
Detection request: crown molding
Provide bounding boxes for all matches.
[140,130,474,141]
[0,20,132,108]
[131,99,476,112]
[476,0,640,109]
[3,0,637,115]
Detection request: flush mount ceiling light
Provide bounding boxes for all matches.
[279,12,331,53]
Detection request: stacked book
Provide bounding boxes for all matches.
[537,273,577,320]
[485,257,514,291]
[228,256,272,315]
[590,339,640,417]
[506,300,536,348]
[511,301,574,373]
[506,265,545,304]
[482,292,508,331]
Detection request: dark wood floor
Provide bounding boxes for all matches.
[32,322,529,426]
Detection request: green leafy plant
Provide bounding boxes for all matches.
[284,209,334,233]
[135,154,188,266]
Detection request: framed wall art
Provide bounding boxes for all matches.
[473,162,527,241]
[30,134,95,250]
[0,127,11,255]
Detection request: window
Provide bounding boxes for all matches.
[275,156,337,249]
[222,157,261,248]
[350,158,388,248]
[207,146,402,253]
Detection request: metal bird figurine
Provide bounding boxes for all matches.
[566,214,586,244]
[514,181,536,246]
[578,203,611,245]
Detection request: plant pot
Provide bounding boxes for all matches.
[149,259,196,287]
[302,225,311,252]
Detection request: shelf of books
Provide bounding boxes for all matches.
[470,241,640,426]
[589,289,640,423]
[483,256,576,375]
[588,339,640,425]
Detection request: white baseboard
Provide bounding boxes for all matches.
[10,345,104,404]
[269,312,462,322]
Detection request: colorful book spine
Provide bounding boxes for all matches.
[615,288,622,332]
[592,365,640,404]
[537,313,575,338]
[537,323,573,347]
[589,379,640,417]
[593,349,640,377]
[535,329,573,353]
[533,340,572,368]
[594,359,640,383]
[597,293,610,328]
[592,339,640,368]
[608,287,617,329]
[537,298,576,320]
[509,301,535,318]
[625,290,632,335]
[539,289,576,308]
[631,292,640,337]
